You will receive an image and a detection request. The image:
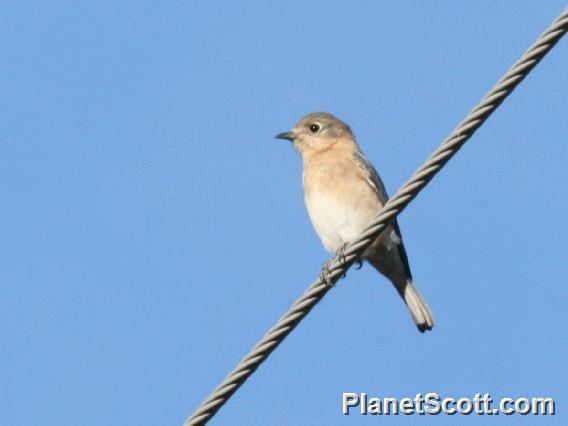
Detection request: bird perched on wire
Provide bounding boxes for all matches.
[276,112,434,332]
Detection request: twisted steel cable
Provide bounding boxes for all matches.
[185,8,568,425]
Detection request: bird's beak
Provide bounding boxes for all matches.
[275,131,294,141]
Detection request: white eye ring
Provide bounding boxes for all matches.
[309,123,321,133]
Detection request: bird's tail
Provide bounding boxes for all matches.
[397,279,435,333]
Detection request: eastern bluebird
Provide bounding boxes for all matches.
[276,112,435,332]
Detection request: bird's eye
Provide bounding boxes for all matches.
[309,123,321,133]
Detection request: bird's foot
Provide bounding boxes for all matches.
[336,243,349,265]
[320,244,361,287]
[335,243,351,279]
[320,244,348,286]
[320,259,334,287]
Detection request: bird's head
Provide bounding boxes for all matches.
[275,112,354,155]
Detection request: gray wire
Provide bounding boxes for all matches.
[185,8,568,426]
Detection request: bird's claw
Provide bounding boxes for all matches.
[320,244,363,287]
[336,243,348,265]
[336,243,351,278]
[320,244,349,286]
[320,260,334,287]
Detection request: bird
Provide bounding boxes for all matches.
[275,112,435,332]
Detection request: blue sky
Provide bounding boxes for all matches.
[1,2,567,425]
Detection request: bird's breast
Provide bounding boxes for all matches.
[303,156,381,253]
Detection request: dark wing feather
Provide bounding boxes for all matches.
[353,151,413,278]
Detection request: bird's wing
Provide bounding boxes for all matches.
[353,150,413,278]
[353,151,389,203]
